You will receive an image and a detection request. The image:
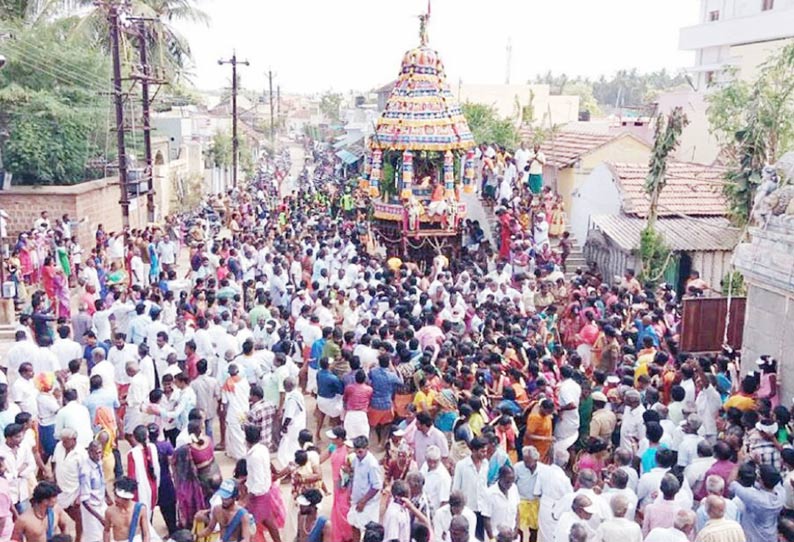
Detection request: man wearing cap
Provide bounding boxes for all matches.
[554,494,600,542]
[196,479,251,542]
[103,477,150,542]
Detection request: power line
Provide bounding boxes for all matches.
[0,47,108,94]
[1,41,109,92]
[0,32,111,90]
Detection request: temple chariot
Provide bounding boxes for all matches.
[361,13,477,266]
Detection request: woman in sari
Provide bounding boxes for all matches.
[173,421,211,529]
[53,269,70,319]
[41,256,57,305]
[17,236,34,285]
[548,200,566,237]
[95,407,119,494]
[384,441,417,484]
[322,428,353,542]
[186,418,222,498]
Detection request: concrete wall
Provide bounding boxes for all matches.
[570,163,622,243]
[655,89,720,165]
[741,283,794,398]
[0,178,147,248]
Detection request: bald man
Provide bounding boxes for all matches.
[695,495,745,542]
[594,494,642,542]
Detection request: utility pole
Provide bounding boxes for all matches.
[136,20,156,223]
[108,2,130,229]
[218,52,249,188]
[277,85,281,131]
[268,70,275,147]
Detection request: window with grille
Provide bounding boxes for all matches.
[708,10,720,21]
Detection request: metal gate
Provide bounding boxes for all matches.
[680,297,746,353]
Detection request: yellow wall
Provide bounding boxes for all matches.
[558,136,652,212]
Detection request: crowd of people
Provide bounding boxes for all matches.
[0,136,787,542]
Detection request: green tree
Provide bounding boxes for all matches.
[707,43,794,224]
[319,91,343,123]
[639,107,688,283]
[206,131,232,169]
[70,0,208,84]
[0,20,111,184]
[461,102,519,148]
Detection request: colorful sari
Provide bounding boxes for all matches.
[329,445,352,542]
[174,444,208,529]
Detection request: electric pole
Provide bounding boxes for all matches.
[268,70,275,147]
[136,20,157,223]
[108,2,130,229]
[218,52,249,188]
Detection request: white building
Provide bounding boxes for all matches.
[679,0,794,90]
[657,0,794,165]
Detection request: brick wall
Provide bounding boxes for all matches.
[0,177,146,249]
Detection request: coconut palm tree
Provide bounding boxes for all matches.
[69,0,209,83]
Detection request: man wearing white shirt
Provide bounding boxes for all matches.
[677,414,704,468]
[595,494,642,542]
[90,349,116,396]
[644,510,696,542]
[35,338,61,374]
[51,326,82,371]
[451,437,488,536]
[482,465,520,541]
[433,491,477,542]
[11,363,38,416]
[419,445,451,515]
[54,389,93,449]
[64,359,90,403]
[4,331,38,384]
[244,424,281,542]
[108,333,137,390]
[157,237,177,269]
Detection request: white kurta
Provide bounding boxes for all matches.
[533,463,573,542]
[276,390,306,466]
[553,378,581,455]
[125,373,151,434]
[223,378,251,460]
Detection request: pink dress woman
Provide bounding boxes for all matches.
[53,271,70,319]
[329,445,352,542]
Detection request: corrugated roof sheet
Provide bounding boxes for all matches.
[533,131,616,169]
[609,161,728,217]
[589,215,741,252]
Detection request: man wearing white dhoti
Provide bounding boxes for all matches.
[222,364,250,460]
[553,366,581,456]
[277,377,306,467]
[533,450,574,542]
[80,441,109,542]
[124,361,151,438]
